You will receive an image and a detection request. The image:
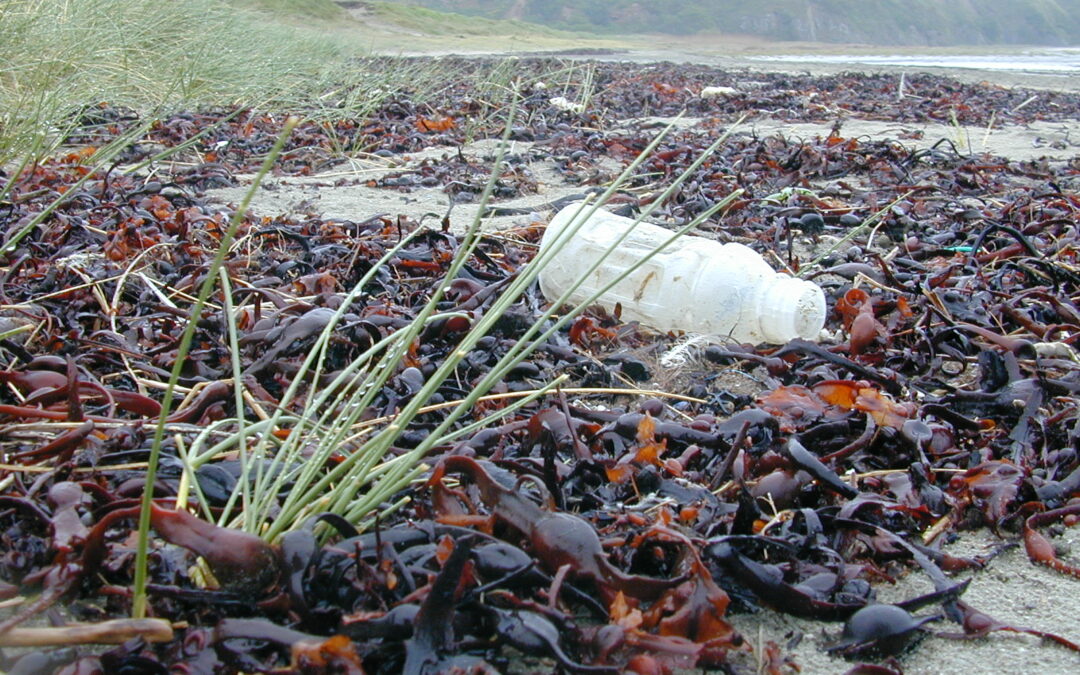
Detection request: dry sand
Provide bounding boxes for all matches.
[204,49,1080,674]
[727,526,1080,675]
[207,114,1078,235]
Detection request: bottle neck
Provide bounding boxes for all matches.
[757,276,827,343]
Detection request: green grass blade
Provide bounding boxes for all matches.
[131,116,298,619]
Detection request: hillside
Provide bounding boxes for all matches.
[231,0,348,20]
[378,0,1080,46]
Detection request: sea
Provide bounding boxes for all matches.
[750,47,1080,76]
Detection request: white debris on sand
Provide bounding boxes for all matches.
[700,85,739,98]
[549,95,584,112]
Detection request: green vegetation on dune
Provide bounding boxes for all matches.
[0,0,445,163]
[382,0,1080,45]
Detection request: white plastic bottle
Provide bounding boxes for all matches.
[538,204,826,344]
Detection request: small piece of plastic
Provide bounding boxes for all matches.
[538,204,826,344]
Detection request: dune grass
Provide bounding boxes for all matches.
[0,0,438,164]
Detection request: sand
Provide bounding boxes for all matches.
[727,527,1080,674]
[206,113,1078,236]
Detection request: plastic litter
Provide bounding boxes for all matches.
[538,203,827,344]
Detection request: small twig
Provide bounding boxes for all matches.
[1011,94,1038,113]
[982,110,997,152]
[0,618,174,647]
[710,420,748,490]
[923,514,953,544]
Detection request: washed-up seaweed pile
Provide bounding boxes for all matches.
[1,58,1079,674]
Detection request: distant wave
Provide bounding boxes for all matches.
[750,48,1080,75]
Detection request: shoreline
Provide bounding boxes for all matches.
[381,38,1080,93]
[594,48,1080,93]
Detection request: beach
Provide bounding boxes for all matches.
[2,27,1078,671]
